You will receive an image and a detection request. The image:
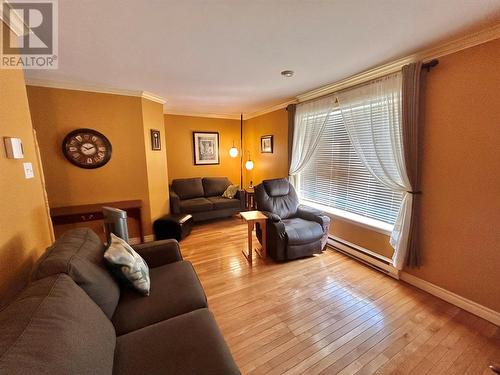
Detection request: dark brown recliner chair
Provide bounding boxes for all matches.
[255,178,331,261]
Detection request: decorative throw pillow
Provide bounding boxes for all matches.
[222,184,239,199]
[104,234,150,296]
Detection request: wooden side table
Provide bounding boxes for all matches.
[245,187,256,210]
[240,210,267,264]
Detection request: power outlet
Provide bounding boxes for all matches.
[23,162,34,179]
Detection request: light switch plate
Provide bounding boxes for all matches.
[23,162,34,179]
[4,137,24,159]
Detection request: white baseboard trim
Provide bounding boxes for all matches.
[327,237,400,279]
[400,272,500,326]
[129,234,155,245]
[327,236,500,326]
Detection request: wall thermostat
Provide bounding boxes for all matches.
[3,137,24,159]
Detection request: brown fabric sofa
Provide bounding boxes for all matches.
[170,177,245,221]
[0,228,240,375]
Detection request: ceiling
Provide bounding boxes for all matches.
[25,1,500,117]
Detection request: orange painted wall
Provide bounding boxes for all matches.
[403,38,500,313]
[164,114,241,185]
[330,221,394,259]
[26,86,169,237]
[243,109,289,188]
[0,44,53,304]
[142,99,170,223]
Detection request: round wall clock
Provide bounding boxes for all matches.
[62,128,112,169]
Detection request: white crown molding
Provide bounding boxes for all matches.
[21,22,500,120]
[164,111,241,120]
[296,22,500,102]
[400,272,500,326]
[244,98,298,120]
[0,0,26,36]
[192,22,500,120]
[24,78,166,104]
[190,23,500,119]
[141,92,166,105]
[164,100,296,120]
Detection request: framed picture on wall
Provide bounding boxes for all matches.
[150,129,161,150]
[260,135,273,153]
[193,131,219,165]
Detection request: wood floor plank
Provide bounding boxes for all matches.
[179,217,500,375]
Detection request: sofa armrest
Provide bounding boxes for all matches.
[235,189,246,210]
[296,205,327,226]
[169,188,181,214]
[132,239,183,268]
[262,211,282,223]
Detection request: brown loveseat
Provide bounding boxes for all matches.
[170,177,245,221]
[0,228,240,374]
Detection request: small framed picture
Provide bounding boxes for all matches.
[150,129,161,151]
[193,131,220,165]
[260,135,273,153]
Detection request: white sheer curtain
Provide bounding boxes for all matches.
[289,95,335,189]
[336,72,413,270]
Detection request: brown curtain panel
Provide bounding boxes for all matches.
[286,104,297,173]
[402,61,424,267]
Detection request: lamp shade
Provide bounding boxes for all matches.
[245,159,254,170]
[229,146,238,158]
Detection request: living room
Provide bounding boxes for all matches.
[1,1,500,374]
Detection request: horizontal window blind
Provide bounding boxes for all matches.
[298,107,403,225]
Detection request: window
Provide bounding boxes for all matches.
[298,107,403,227]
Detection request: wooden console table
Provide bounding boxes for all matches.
[50,200,144,242]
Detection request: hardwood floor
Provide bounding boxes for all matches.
[179,217,500,375]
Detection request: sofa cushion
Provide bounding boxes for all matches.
[207,196,241,210]
[32,228,120,318]
[114,309,240,375]
[104,233,151,296]
[172,178,204,199]
[202,177,231,197]
[180,197,213,213]
[112,261,207,336]
[0,274,115,375]
[222,184,239,199]
[281,217,324,245]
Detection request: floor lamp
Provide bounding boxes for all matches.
[230,114,254,188]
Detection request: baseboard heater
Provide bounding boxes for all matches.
[327,235,399,279]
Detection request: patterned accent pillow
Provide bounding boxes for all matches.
[222,184,239,199]
[104,234,150,296]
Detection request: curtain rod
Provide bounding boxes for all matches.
[288,59,441,108]
[422,59,439,72]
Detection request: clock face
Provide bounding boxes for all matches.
[62,128,112,169]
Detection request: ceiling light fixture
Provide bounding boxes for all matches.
[281,70,294,77]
